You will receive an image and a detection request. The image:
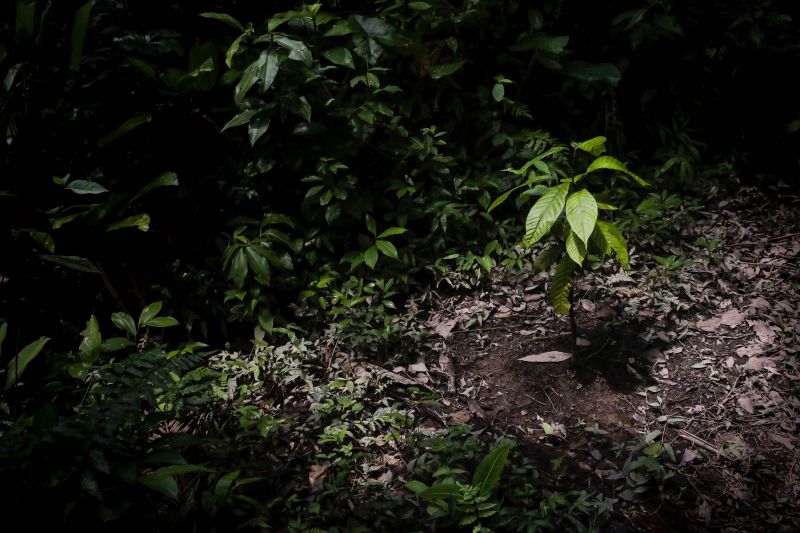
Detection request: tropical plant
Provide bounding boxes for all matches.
[491,136,649,337]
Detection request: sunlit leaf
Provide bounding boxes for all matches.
[525,183,568,245]
[4,337,49,390]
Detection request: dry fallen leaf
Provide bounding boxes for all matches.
[449,410,471,424]
[433,318,458,339]
[771,434,795,451]
[736,344,764,357]
[737,395,755,414]
[746,357,776,371]
[518,351,572,363]
[309,464,327,492]
[580,299,596,312]
[752,321,777,344]
[696,308,745,332]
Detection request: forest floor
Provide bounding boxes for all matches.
[380,188,799,531]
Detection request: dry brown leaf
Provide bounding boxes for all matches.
[752,321,777,344]
[309,464,327,492]
[696,308,745,331]
[449,410,471,424]
[737,396,755,414]
[771,434,796,450]
[518,351,572,363]
[746,357,776,371]
[736,344,764,357]
[433,318,458,339]
[580,299,596,312]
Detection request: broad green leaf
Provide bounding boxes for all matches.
[532,244,562,273]
[111,312,137,337]
[138,474,178,500]
[323,47,355,69]
[79,315,101,363]
[274,36,312,66]
[21,229,55,252]
[69,2,92,72]
[261,52,279,89]
[364,246,379,269]
[548,257,574,315]
[586,156,649,187]
[138,301,163,327]
[492,83,504,102]
[377,227,407,238]
[429,61,464,79]
[565,189,598,244]
[41,255,100,273]
[221,109,258,132]
[214,470,240,498]
[573,136,607,156]
[101,337,134,352]
[596,202,618,210]
[510,34,569,54]
[419,483,462,500]
[199,12,244,32]
[225,34,244,68]
[66,180,108,195]
[504,146,566,175]
[245,246,271,283]
[130,172,179,204]
[235,52,267,104]
[408,2,432,9]
[595,221,629,269]
[324,20,353,37]
[525,183,568,245]
[404,480,429,494]
[565,232,586,266]
[375,239,398,259]
[563,61,621,85]
[230,249,248,287]
[152,464,215,476]
[106,213,150,232]
[97,113,152,148]
[248,115,270,146]
[472,445,510,496]
[144,317,179,328]
[4,337,49,389]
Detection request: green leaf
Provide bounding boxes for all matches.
[525,183,568,245]
[566,189,598,244]
[248,115,270,146]
[377,227,407,238]
[69,2,92,72]
[66,180,108,195]
[532,245,563,273]
[565,232,586,266]
[472,445,510,496]
[15,1,35,45]
[153,464,215,476]
[246,246,271,283]
[235,52,267,104]
[111,312,137,337]
[138,301,163,327]
[323,48,355,69]
[144,317,179,328]
[79,315,101,363]
[420,483,463,500]
[563,61,621,85]
[199,12,244,32]
[130,172,179,204]
[4,337,49,390]
[510,34,569,54]
[404,480,429,494]
[492,83,504,102]
[101,337,134,352]
[225,34,245,68]
[408,2,432,10]
[214,470,240,498]
[261,52,279,89]
[375,240,398,259]
[595,221,629,269]
[586,156,649,187]
[548,257,574,315]
[573,136,607,156]
[97,113,152,148]
[107,213,150,232]
[21,229,55,253]
[596,202,618,210]
[429,61,464,79]
[0,322,6,356]
[274,36,312,66]
[221,109,258,132]
[138,474,178,500]
[41,255,100,273]
[230,249,248,287]
[364,246,379,269]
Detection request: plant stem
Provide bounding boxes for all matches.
[569,284,578,354]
